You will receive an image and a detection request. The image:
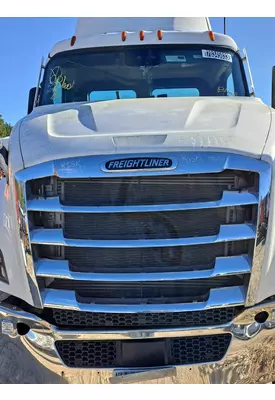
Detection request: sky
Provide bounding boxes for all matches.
[0,17,275,125]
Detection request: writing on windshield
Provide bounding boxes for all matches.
[40,45,248,105]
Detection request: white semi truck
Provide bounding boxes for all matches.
[0,17,275,384]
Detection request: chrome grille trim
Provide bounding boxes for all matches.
[15,152,269,180]
[41,286,246,312]
[27,191,258,213]
[30,224,256,248]
[35,255,251,281]
[14,152,272,310]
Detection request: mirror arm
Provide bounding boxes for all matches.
[33,57,45,109]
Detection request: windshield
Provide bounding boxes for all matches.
[40,45,249,105]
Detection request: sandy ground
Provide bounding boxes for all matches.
[0,334,65,384]
[0,290,64,384]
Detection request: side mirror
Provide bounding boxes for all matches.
[0,138,8,178]
[272,67,275,109]
[28,87,37,114]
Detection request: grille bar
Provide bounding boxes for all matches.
[61,241,250,273]
[35,255,251,281]
[41,286,246,312]
[30,224,256,248]
[27,191,258,213]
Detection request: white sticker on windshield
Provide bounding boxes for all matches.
[202,49,232,63]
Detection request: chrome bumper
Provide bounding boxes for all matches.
[1,300,275,384]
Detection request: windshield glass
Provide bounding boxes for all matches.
[40,45,249,105]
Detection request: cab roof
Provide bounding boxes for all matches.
[48,17,238,61]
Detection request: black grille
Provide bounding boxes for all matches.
[170,335,231,365]
[51,307,239,329]
[55,334,231,368]
[48,276,244,304]
[62,207,247,240]
[58,241,250,273]
[56,340,117,368]
[58,172,243,206]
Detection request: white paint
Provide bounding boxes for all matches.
[253,107,275,303]
[17,97,271,170]
[49,31,238,61]
[2,16,275,307]
[0,177,34,305]
[0,137,9,151]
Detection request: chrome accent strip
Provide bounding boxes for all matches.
[13,176,43,309]
[27,191,259,213]
[35,255,251,281]
[30,224,256,248]
[41,286,245,312]
[246,164,272,306]
[2,296,275,340]
[15,152,270,181]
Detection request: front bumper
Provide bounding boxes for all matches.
[1,300,275,384]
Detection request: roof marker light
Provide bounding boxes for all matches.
[208,31,215,41]
[157,29,163,40]
[140,30,145,41]
[70,36,76,46]
[121,31,127,41]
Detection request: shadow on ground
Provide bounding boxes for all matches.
[0,335,66,384]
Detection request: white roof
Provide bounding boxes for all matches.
[48,17,238,60]
[75,17,211,37]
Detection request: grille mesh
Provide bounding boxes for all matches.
[51,307,239,328]
[49,276,244,303]
[28,167,257,323]
[56,340,117,368]
[60,241,250,273]
[170,335,231,365]
[59,172,239,206]
[62,207,248,240]
[55,334,231,368]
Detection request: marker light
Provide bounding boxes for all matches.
[70,36,76,46]
[121,31,127,41]
[208,31,215,41]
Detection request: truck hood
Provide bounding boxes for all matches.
[19,97,271,168]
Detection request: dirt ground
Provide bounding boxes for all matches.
[0,334,65,384]
[0,290,64,384]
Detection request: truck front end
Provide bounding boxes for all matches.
[1,17,275,384]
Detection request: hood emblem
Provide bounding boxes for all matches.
[102,157,176,172]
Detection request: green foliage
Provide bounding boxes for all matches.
[0,115,13,138]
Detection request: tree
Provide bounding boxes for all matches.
[0,115,13,138]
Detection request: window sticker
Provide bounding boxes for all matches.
[202,49,232,63]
